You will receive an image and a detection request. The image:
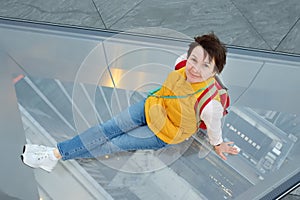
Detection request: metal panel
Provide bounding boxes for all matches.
[0,19,107,85]
[0,52,39,200]
[239,60,300,113]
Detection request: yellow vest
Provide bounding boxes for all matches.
[144,67,218,144]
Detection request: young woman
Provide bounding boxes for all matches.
[21,33,239,172]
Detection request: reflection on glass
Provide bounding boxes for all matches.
[14,73,299,199]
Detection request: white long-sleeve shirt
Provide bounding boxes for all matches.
[200,99,224,145]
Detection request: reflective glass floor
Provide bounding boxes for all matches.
[1,19,299,200]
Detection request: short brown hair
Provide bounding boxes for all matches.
[187,33,227,73]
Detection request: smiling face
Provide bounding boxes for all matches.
[185,45,216,83]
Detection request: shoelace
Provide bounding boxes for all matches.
[33,151,50,161]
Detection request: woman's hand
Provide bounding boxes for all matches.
[214,141,239,160]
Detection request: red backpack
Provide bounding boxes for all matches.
[174,54,230,130]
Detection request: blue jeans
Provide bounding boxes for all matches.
[57,98,168,160]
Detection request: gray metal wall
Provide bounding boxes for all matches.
[0,53,39,200]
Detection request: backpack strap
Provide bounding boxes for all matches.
[174,53,187,70]
[175,59,187,70]
[215,76,230,115]
[194,80,218,129]
[195,76,230,130]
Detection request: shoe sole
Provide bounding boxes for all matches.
[23,144,38,154]
[20,153,53,173]
[21,155,52,173]
[23,144,54,154]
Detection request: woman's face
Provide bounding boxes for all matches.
[186,45,216,83]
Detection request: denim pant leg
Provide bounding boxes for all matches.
[57,98,158,160]
[95,125,167,157]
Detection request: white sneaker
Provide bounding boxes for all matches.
[21,145,58,172]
